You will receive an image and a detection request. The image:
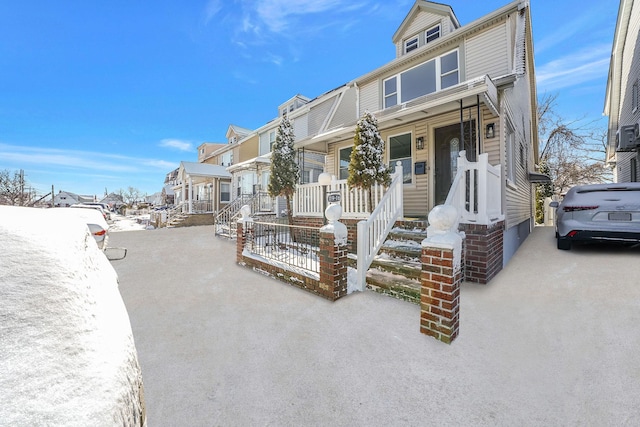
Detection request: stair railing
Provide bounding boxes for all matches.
[445,151,503,225]
[355,162,404,291]
[166,202,187,225]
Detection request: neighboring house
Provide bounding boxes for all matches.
[604,0,640,182]
[99,193,125,210]
[172,161,232,213]
[54,190,94,207]
[197,142,227,163]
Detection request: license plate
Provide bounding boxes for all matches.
[609,212,631,221]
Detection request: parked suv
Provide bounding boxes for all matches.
[550,183,640,250]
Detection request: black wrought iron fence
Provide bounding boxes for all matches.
[245,221,320,274]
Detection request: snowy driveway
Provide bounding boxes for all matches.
[109,225,640,426]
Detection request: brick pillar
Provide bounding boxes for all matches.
[236,219,253,264]
[459,221,504,284]
[318,231,348,301]
[420,244,462,344]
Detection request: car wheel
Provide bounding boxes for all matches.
[557,237,571,250]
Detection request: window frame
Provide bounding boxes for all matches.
[632,80,638,113]
[220,182,231,202]
[388,131,413,184]
[382,48,459,109]
[404,36,419,54]
[425,24,441,44]
[338,146,352,180]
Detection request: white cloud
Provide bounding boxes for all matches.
[0,143,176,174]
[536,44,611,92]
[159,139,194,152]
[202,0,223,25]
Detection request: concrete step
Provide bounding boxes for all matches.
[387,227,428,243]
[370,253,421,280]
[366,268,421,304]
[379,238,423,259]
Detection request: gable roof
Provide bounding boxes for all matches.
[392,0,460,44]
[226,125,253,139]
[180,161,231,178]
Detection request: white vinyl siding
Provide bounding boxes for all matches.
[328,86,357,129]
[293,114,308,140]
[359,80,379,115]
[465,22,510,79]
[308,97,335,135]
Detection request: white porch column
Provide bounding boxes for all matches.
[188,175,193,214]
[181,177,186,208]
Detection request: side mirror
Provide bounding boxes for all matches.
[104,247,127,261]
[549,201,559,208]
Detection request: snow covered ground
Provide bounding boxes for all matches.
[0,206,146,426]
[109,213,150,232]
[109,225,640,425]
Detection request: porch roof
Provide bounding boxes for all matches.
[297,74,500,153]
[227,154,271,173]
[180,161,232,179]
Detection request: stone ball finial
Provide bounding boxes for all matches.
[325,203,342,224]
[428,204,458,234]
[240,204,251,219]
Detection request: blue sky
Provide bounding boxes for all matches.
[0,0,618,198]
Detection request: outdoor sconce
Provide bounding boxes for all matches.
[485,123,495,139]
[416,136,425,150]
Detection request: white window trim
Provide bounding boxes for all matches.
[338,146,352,180]
[383,48,459,109]
[388,131,414,185]
[404,36,419,54]
[425,24,441,44]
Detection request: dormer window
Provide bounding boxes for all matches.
[425,24,441,44]
[404,36,419,54]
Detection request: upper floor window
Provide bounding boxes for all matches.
[633,80,638,112]
[383,49,459,109]
[269,130,276,151]
[425,24,441,44]
[339,146,351,180]
[389,133,412,184]
[404,36,418,54]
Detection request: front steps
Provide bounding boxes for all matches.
[350,221,428,304]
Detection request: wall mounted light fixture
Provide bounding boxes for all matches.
[416,136,425,150]
[485,123,495,139]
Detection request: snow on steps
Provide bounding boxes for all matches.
[352,224,428,304]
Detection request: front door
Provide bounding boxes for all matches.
[434,121,476,205]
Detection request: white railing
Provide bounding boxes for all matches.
[293,177,386,218]
[445,151,503,225]
[355,162,404,291]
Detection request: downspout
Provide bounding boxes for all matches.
[459,100,464,156]
[477,95,482,155]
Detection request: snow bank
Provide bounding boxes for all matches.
[0,206,145,426]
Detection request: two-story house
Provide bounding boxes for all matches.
[604,0,640,182]
[285,0,540,282]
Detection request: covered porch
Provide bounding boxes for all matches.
[173,161,232,214]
